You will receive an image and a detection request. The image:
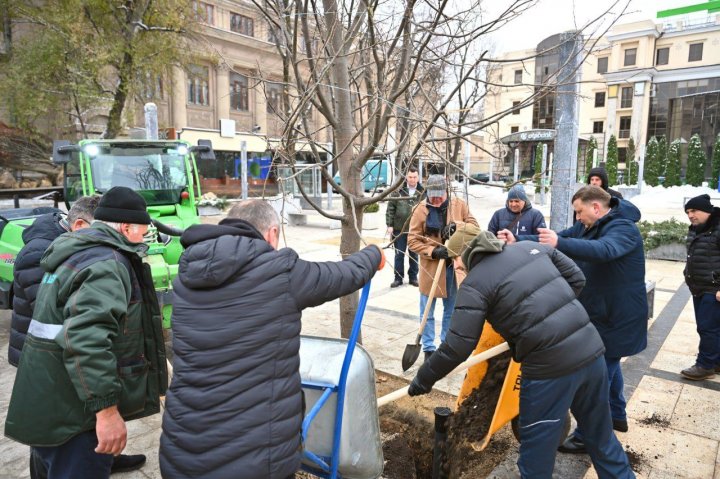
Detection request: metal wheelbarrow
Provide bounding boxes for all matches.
[299,282,383,479]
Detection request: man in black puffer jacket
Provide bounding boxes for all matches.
[682,194,720,380]
[408,232,633,479]
[160,199,384,479]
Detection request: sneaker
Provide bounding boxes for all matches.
[390,279,403,288]
[111,454,146,473]
[681,364,716,381]
[557,434,587,454]
[409,279,419,287]
[612,418,628,433]
[424,350,434,362]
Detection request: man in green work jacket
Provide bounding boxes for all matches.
[386,166,424,287]
[4,186,167,479]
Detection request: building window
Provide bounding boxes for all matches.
[230,73,249,111]
[510,126,519,134]
[689,43,703,62]
[595,92,605,108]
[618,147,628,164]
[620,87,633,108]
[623,48,637,66]
[186,65,209,106]
[656,47,669,66]
[193,1,214,25]
[597,57,608,74]
[514,69,522,84]
[140,72,164,100]
[592,121,604,134]
[231,13,254,36]
[266,82,283,114]
[619,116,631,138]
[512,101,521,114]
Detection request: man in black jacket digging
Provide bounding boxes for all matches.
[8,195,148,476]
[408,232,633,478]
[160,199,385,479]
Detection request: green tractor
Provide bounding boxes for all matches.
[0,138,215,328]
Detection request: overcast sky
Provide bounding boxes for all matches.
[485,0,707,52]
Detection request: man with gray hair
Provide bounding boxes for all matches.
[160,199,385,479]
[5,186,167,479]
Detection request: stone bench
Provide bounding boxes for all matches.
[288,212,308,226]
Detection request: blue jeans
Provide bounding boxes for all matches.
[33,430,113,479]
[606,356,627,421]
[419,263,456,352]
[692,293,720,369]
[518,356,633,479]
[392,231,418,282]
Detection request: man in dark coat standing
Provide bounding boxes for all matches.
[500,185,647,453]
[682,194,720,380]
[487,184,546,236]
[587,166,623,199]
[7,195,148,476]
[159,199,385,479]
[386,166,424,287]
[409,231,633,479]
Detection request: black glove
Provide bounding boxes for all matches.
[431,246,449,260]
[441,222,456,241]
[408,377,432,397]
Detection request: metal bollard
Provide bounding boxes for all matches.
[432,406,452,479]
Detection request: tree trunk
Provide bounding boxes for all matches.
[103,51,133,139]
[323,0,365,340]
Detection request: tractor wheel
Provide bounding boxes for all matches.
[511,412,572,446]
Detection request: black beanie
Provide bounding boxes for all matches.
[94,187,152,224]
[684,194,714,214]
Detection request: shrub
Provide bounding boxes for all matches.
[606,135,618,185]
[364,202,380,213]
[637,218,687,252]
[685,133,705,186]
[665,140,681,187]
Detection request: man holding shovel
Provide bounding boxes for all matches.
[408,231,633,478]
[408,174,477,362]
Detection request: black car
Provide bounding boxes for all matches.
[470,173,490,183]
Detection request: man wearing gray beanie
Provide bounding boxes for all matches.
[488,184,546,236]
[683,194,720,380]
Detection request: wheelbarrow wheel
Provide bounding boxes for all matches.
[510,412,571,446]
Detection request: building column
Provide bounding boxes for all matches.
[605,86,618,155]
[254,76,268,135]
[171,65,187,129]
[632,81,651,154]
[216,65,231,125]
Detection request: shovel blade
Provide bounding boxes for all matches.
[401,344,421,371]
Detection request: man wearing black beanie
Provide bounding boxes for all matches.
[683,194,720,380]
[5,187,167,479]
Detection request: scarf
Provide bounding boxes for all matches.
[425,198,448,236]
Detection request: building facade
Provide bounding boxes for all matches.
[482,14,720,183]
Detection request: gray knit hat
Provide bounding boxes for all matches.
[426,175,447,197]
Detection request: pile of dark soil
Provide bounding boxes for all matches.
[441,352,512,478]
[625,446,647,474]
[637,413,671,428]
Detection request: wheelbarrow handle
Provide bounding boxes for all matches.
[377,342,510,408]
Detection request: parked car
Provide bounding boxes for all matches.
[470,173,490,183]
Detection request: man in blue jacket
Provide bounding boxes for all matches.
[500,185,647,453]
[487,184,546,236]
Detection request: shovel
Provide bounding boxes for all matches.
[401,257,446,371]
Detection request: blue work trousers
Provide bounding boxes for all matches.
[419,263,456,352]
[33,430,113,479]
[518,356,633,479]
[392,230,418,282]
[692,292,720,369]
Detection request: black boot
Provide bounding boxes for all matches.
[111,454,147,474]
[557,434,587,454]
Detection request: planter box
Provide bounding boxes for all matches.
[198,205,223,216]
[646,243,685,261]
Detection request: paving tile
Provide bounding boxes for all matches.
[651,350,697,376]
[620,419,717,479]
[626,376,681,422]
[671,384,720,441]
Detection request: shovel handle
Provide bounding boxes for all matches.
[377,342,510,408]
[417,257,446,338]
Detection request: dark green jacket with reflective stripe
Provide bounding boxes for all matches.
[4,223,167,447]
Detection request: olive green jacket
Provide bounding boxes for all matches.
[385,184,425,232]
[4,223,167,446]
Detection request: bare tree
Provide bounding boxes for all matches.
[253,0,626,339]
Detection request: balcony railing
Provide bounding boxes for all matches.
[619,129,630,139]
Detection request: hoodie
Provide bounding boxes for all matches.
[587,166,624,199]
